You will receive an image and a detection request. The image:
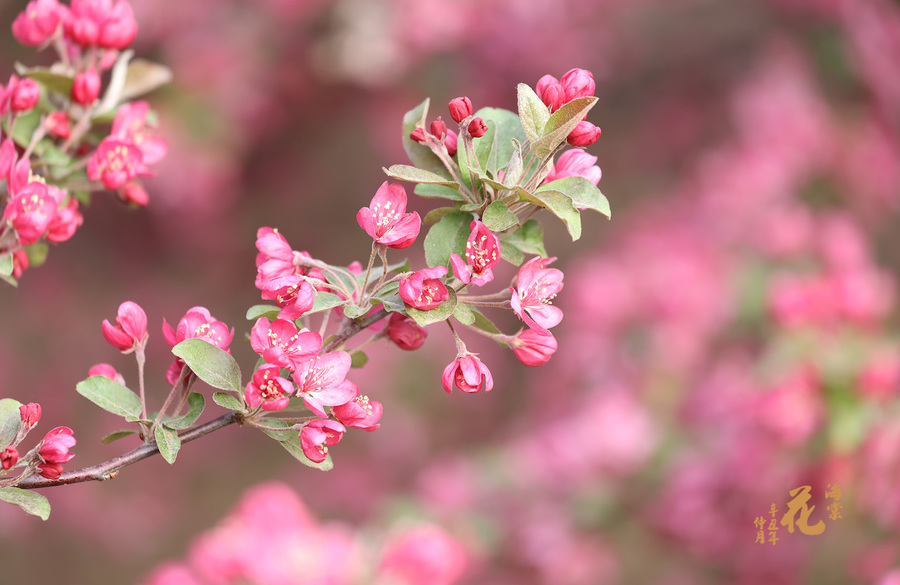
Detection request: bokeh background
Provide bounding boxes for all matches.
[2,0,900,583]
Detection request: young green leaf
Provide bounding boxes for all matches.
[471,307,502,334]
[101,429,140,445]
[531,96,598,159]
[482,201,519,232]
[0,398,24,451]
[0,254,13,278]
[0,487,51,520]
[452,302,476,325]
[350,351,369,368]
[473,108,526,176]
[155,424,181,464]
[260,419,333,471]
[423,207,461,225]
[163,393,205,430]
[76,376,143,419]
[516,187,582,241]
[246,304,281,321]
[306,292,346,315]
[537,176,610,218]
[24,243,49,268]
[119,59,173,102]
[23,68,75,95]
[172,339,242,393]
[424,211,471,268]
[383,165,460,187]
[414,184,464,202]
[517,83,551,143]
[213,392,245,412]
[501,219,547,258]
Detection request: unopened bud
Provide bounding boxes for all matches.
[536,74,565,112]
[1,447,18,470]
[11,78,40,112]
[566,121,602,147]
[45,111,71,140]
[385,313,427,351]
[559,68,596,101]
[20,402,41,430]
[429,117,447,139]
[448,96,472,123]
[445,129,458,156]
[468,117,488,138]
[72,69,100,105]
[119,182,149,206]
[409,127,426,144]
[511,329,558,367]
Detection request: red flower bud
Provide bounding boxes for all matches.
[511,329,558,366]
[468,117,488,138]
[429,117,447,139]
[72,69,101,105]
[445,129,458,156]
[11,78,40,112]
[448,96,472,123]
[566,121,602,147]
[20,402,41,430]
[1,447,18,470]
[536,74,565,112]
[45,111,71,140]
[385,313,427,351]
[559,68,596,101]
[409,127,426,144]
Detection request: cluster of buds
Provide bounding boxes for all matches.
[0,0,169,285]
[535,68,602,146]
[0,401,77,484]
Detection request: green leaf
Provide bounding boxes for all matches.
[402,98,449,178]
[424,211,471,268]
[378,291,406,314]
[260,419,333,471]
[24,67,74,95]
[119,59,173,102]
[350,351,369,368]
[172,339,242,393]
[501,219,547,258]
[101,429,140,445]
[10,109,42,149]
[517,83,551,143]
[163,393,205,430]
[414,183,464,202]
[423,207,460,225]
[474,108,526,177]
[531,97,597,160]
[0,487,51,520]
[482,201,519,232]
[307,292,345,315]
[471,307,502,334]
[362,259,410,287]
[76,376,143,419]
[343,304,370,319]
[246,304,281,321]
[24,243,49,268]
[499,240,525,266]
[0,254,13,278]
[0,398,24,451]
[383,165,459,188]
[515,187,582,241]
[72,190,91,206]
[406,289,458,327]
[213,392,245,412]
[155,424,181,464]
[537,176,610,218]
[452,302,476,325]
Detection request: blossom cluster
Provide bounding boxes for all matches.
[0,401,77,483]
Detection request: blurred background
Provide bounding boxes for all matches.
[1,0,900,583]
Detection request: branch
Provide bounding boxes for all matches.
[16,411,241,489]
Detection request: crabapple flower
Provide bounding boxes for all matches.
[468,118,487,138]
[385,313,427,350]
[510,329,558,366]
[46,197,84,243]
[1,447,18,470]
[409,127,426,143]
[255,227,298,287]
[450,220,500,286]
[38,426,75,479]
[112,101,168,166]
[66,0,138,49]
[163,307,234,385]
[377,525,468,585]
[87,137,144,190]
[445,128,458,156]
[12,0,64,47]
[543,149,601,186]
[356,182,421,249]
[118,181,148,206]
[333,391,383,431]
[510,256,564,332]
[292,352,357,418]
[567,121,602,146]
[399,266,449,310]
[430,117,447,139]
[536,74,565,112]
[448,96,472,123]
[10,78,40,112]
[45,111,71,140]
[72,69,100,105]
[250,318,321,371]
[260,275,316,320]
[101,300,148,352]
[442,353,493,393]
[299,420,345,464]
[4,182,57,245]
[559,68,596,101]
[245,366,293,412]
[88,363,126,385]
[20,403,41,430]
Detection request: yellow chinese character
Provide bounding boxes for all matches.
[756,530,766,544]
[754,516,766,529]
[780,485,825,535]
[828,501,843,521]
[825,483,843,501]
[768,517,779,531]
[768,531,779,545]
[769,503,778,517]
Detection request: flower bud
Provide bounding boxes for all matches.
[1,447,18,470]
[11,78,40,112]
[445,129,458,156]
[385,313,427,350]
[559,68,596,101]
[101,301,149,352]
[409,127,426,143]
[536,74,565,112]
[448,96,472,123]
[429,117,447,139]
[12,0,63,47]
[72,69,101,105]
[442,353,493,393]
[468,117,488,138]
[45,111,71,140]
[511,329,558,366]
[20,402,41,430]
[88,363,126,385]
[566,121,602,147]
[119,181,149,206]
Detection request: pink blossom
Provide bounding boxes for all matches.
[1,447,18,470]
[0,140,16,180]
[292,351,357,418]
[510,256,564,332]
[118,181,149,206]
[112,101,168,166]
[72,69,100,105]
[299,419,345,463]
[445,128,458,156]
[10,78,40,112]
[399,266,449,310]
[511,329,558,366]
[88,363,125,385]
[20,403,41,430]
[448,96,472,123]
[4,182,57,245]
[536,74,565,112]
[559,68,596,101]
[12,0,64,47]
[163,307,234,385]
[101,300,148,352]
[543,149,601,186]
[356,181,421,249]
[45,111,71,140]
[259,275,316,320]
[249,317,321,371]
[566,121,601,146]
[38,426,75,478]
[254,226,296,286]
[385,313,427,350]
[87,137,144,190]
[46,196,83,243]
[377,525,468,585]
[244,366,293,412]
[333,390,382,431]
[442,353,493,393]
[450,220,500,286]
[66,0,137,49]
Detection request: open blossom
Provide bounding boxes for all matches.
[38,426,76,479]
[299,420,345,464]
[249,317,321,371]
[4,182,57,245]
[293,352,357,418]
[46,197,84,243]
[510,256,564,332]
[333,389,382,431]
[543,149,601,186]
[101,300,148,352]
[356,182,421,249]
[245,366,293,412]
[385,313,427,350]
[1,447,18,470]
[450,220,500,286]
[399,266,449,310]
[87,137,144,190]
[163,307,234,385]
[510,329,558,366]
[112,101,168,166]
[260,275,316,320]
[255,227,296,286]
[442,353,493,393]
[12,0,63,46]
